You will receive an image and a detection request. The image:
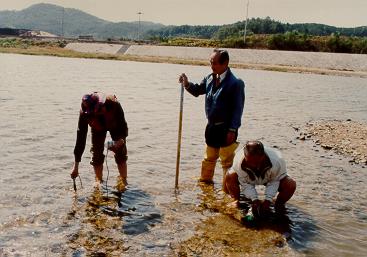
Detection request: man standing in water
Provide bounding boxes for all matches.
[70,92,128,191]
[225,140,296,217]
[179,49,245,188]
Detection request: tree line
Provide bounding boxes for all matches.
[154,33,367,54]
[145,17,367,39]
[144,17,367,54]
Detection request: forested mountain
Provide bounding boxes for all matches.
[0,3,164,39]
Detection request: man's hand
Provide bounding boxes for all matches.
[251,200,272,218]
[108,138,125,153]
[251,199,262,218]
[259,200,272,218]
[178,73,189,88]
[226,131,236,145]
[70,162,79,179]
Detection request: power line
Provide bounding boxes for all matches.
[244,0,250,46]
[137,11,143,41]
[61,7,65,37]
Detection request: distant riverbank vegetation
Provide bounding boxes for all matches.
[0,38,66,48]
[146,17,367,54]
[1,32,366,55]
[152,32,367,54]
[146,17,367,39]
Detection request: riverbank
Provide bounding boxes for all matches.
[298,120,367,165]
[123,45,367,77]
[1,38,367,77]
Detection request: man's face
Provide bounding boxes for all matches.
[210,52,227,75]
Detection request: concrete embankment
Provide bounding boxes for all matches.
[65,42,367,76]
[65,42,125,55]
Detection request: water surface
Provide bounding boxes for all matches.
[0,53,366,256]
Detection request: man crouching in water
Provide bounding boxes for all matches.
[70,92,128,191]
[224,140,296,218]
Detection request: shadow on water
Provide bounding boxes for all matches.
[181,182,319,255]
[66,184,162,255]
[115,187,162,235]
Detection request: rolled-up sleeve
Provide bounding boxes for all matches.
[264,181,280,201]
[243,183,258,201]
[237,171,258,201]
[264,159,287,201]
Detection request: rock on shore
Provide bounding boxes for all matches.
[298,120,367,165]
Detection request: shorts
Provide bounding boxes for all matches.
[205,122,238,148]
[89,128,128,166]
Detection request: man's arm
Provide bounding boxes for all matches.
[73,113,88,162]
[264,160,287,201]
[71,113,88,179]
[115,101,128,139]
[229,79,245,131]
[106,101,128,153]
[264,180,281,201]
[185,79,207,97]
[242,183,259,201]
[179,73,207,97]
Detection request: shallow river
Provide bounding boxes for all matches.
[0,53,366,256]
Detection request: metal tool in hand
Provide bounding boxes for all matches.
[72,175,83,192]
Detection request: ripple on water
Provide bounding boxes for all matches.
[1,54,367,256]
[63,185,162,254]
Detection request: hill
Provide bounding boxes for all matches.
[0,3,164,39]
[0,3,365,42]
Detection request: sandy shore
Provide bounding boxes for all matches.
[64,43,367,77]
[298,120,367,165]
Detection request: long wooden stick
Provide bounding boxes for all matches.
[175,83,184,189]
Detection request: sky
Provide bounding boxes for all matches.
[1,0,366,27]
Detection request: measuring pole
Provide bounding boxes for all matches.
[175,83,184,189]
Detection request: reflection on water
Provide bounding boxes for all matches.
[175,183,291,256]
[0,53,367,256]
[118,188,162,235]
[183,182,318,255]
[66,185,162,255]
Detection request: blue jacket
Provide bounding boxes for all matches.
[185,68,245,131]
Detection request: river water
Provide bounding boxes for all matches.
[0,53,366,256]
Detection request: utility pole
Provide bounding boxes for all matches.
[137,11,143,41]
[61,7,65,38]
[244,0,250,45]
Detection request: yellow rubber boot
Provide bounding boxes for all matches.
[200,145,219,183]
[200,161,216,183]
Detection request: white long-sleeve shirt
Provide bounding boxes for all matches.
[229,146,287,201]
